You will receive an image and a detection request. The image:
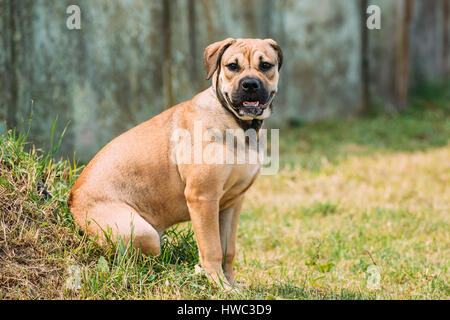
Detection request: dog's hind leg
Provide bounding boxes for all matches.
[74,202,161,256]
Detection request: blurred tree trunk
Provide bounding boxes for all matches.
[162,0,174,108]
[5,0,18,128]
[442,0,450,77]
[395,0,414,110]
[187,0,200,91]
[359,0,370,115]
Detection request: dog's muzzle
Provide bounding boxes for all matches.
[223,77,275,119]
[225,91,275,118]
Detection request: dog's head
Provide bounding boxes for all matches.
[204,38,283,120]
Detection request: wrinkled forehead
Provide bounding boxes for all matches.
[221,39,278,64]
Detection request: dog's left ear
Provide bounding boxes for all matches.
[264,39,283,70]
[204,38,236,80]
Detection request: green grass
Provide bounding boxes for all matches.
[0,83,449,299]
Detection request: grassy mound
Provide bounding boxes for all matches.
[0,129,84,298]
[0,130,206,299]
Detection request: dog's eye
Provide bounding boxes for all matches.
[260,62,274,71]
[226,63,240,71]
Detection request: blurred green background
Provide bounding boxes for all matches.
[0,0,449,162]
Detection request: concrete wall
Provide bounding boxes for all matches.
[0,0,448,161]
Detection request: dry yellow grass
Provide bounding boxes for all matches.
[249,145,450,212]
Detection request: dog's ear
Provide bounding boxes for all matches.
[204,38,236,80]
[264,39,283,70]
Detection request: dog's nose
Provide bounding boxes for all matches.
[240,78,261,92]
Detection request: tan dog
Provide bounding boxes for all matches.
[69,38,282,288]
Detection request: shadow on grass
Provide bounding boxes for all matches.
[157,225,199,269]
[250,281,375,300]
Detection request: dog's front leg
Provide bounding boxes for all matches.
[186,194,231,289]
[219,195,244,285]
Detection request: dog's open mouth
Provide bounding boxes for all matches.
[224,92,275,118]
[240,101,263,116]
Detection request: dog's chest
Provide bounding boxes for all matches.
[220,162,260,208]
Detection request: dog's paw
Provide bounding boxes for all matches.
[193,264,243,293]
[194,263,205,275]
[207,271,238,292]
[194,265,237,292]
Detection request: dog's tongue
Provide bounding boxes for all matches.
[243,101,259,107]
